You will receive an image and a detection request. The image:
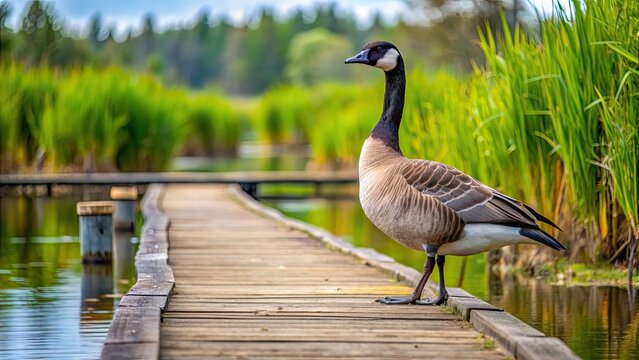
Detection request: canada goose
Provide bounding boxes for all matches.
[345,41,566,305]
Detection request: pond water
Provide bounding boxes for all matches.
[0,194,138,360]
[262,191,639,360]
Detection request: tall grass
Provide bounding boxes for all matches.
[251,82,378,167]
[0,65,240,172]
[252,85,311,144]
[182,94,239,156]
[0,64,57,170]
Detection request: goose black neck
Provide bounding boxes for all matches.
[370,58,405,154]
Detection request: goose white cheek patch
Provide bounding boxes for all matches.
[375,49,400,71]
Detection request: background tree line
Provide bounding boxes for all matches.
[0,0,526,94]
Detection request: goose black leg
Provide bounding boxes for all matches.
[415,254,448,305]
[376,246,437,305]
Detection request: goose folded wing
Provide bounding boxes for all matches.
[400,160,549,229]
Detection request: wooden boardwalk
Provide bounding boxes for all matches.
[158,184,505,359]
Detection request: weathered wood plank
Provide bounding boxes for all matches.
[160,341,504,359]
[470,310,545,355]
[104,306,161,344]
[102,342,159,360]
[515,336,580,360]
[162,311,458,322]
[128,280,174,297]
[447,296,503,321]
[119,295,169,310]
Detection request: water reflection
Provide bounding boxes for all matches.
[265,194,639,360]
[0,195,137,359]
[113,231,137,295]
[81,264,114,323]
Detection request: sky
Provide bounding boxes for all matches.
[4,0,566,37]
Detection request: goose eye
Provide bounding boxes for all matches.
[376,46,382,52]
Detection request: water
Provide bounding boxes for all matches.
[0,195,138,360]
[263,193,639,360]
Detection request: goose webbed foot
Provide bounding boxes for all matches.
[377,248,437,306]
[414,292,448,306]
[376,295,419,305]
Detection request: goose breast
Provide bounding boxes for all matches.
[359,138,465,250]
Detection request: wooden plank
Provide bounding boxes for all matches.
[119,295,169,310]
[515,337,580,360]
[128,280,174,297]
[104,307,161,344]
[162,317,462,327]
[470,310,544,355]
[160,341,504,359]
[101,342,159,360]
[160,331,483,343]
[447,296,503,321]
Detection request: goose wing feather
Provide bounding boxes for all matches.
[400,159,553,229]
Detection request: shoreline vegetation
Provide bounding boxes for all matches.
[1,0,637,278]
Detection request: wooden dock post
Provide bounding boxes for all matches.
[110,186,138,233]
[77,201,113,263]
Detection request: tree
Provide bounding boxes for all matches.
[285,28,353,86]
[140,12,156,55]
[88,12,105,48]
[0,1,9,28]
[19,0,62,66]
[0,1,13,61]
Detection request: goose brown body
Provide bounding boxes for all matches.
[359,138,464,250]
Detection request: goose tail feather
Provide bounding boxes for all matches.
[519,228,566,251]
[522,204,562,231]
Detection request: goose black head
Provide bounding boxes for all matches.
[344,41,401,72]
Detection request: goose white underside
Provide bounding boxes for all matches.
[434,224,537,256]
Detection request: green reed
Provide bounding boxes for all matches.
[0,64,57,171]
[182,94,239,156]
[0,65,240,172]
[252,85,311,144]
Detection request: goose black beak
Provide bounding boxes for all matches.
[345,49,370,64]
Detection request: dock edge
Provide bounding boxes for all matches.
[228,185,580,360]
[101,184,174,360]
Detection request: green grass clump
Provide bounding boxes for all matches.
[36,68,187,171]
[309,82,378,167]
[0,64,57,171]
[182,94,239,156]
[114,74,187,171]
[0,65,241,172]
[252,85,311,144]
[569,263,639,285]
